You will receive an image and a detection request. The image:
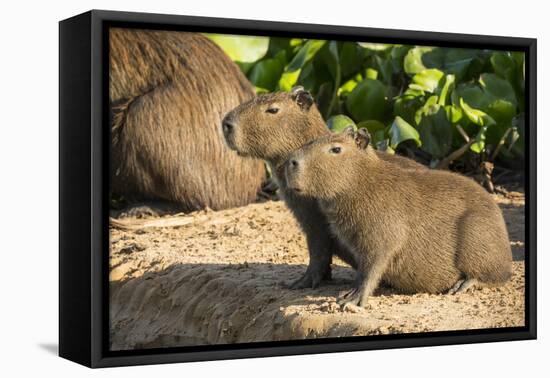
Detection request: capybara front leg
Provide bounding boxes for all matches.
[338,253,389,308]
[288,237,333,289]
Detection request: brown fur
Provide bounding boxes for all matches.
[222,88,426,288]
[110,29,265,212]
[285,128,512,306]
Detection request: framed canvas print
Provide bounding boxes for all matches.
[59,10,537,368]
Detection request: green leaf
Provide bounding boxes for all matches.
[339,42,365,78]
[390,45,412,73]
[357,42,392,51]
[487,99,516,124]
[357,120,386,135]
[415,95,439,125]
[206,34,269,63]
[345,78,390,122]
[394,93,424,126]
[459,98,496,127]
[471,125,488,153]
[294,61,316,91]
[417,105,453,159]
[510,114,525,158]
[404,47,435,74]
[374,55,393,84]
[286,40,326,72]
[389,116,421,149]
[438,74,455,106]
[452,84,490,109]
[338,75,362,97]
[278,40,326,91]
[278,70,301,91]
[252,87,269,94]
[373,130,387,147]
[322,41,342,117]
[316,82,335,118]
[236,61,255,75]
[480,73,517,107]
[442,48,480,81]
[327,115,356,132]
[248,58,284,91]
[411,69,444,93]
[444,105,463,123]
[366,68,378,80]
[404,47,481,81]
[490,52,516,82]
[452,80,517,127]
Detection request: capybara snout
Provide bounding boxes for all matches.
[221,112,238,150]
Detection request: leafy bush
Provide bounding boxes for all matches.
[207,34,525,169]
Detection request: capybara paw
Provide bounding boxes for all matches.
[287,270,325,289]
[337,288,369,308]
[287,274,313,290]
[117,205,163,219]
[447,278,478,294]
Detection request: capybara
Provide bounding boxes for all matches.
[110,29,265,212]
[222,87,426,288]
[285,127,512,307]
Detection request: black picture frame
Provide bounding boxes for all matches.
[59,9,537,368]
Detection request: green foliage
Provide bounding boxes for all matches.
[327,115,355,133]
[208,35,525,166]
[205,34,269,63]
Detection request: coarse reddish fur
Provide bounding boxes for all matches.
[110,29,264,211]
[285,129,512,306]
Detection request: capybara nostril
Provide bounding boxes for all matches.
[222,119,234,135]
[290,159,299,169]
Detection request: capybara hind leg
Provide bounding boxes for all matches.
[456,208,513,285]
[447,278,479,294]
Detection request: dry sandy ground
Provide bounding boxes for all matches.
[109,191,525,351]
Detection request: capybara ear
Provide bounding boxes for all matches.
[354,128,371,149]
[342,125,356,137]
[290,86,305,96]
[291,86,314,111]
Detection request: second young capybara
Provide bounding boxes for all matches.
[285,127,512,307]
[110,29,265,213]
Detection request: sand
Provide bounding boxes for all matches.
[109,191,525,351]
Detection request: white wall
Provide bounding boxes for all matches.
[0,0,546,376]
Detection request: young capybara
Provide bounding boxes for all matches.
[284,127,512,307]
[222,87,426,289]
[110,29,265,212]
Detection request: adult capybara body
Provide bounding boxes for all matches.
[110,29,264,212]
[285,128,512,307]
[222,87,426,289]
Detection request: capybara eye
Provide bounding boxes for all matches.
[266,107,279,114]
[329,147,342,154]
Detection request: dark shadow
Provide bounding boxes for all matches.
[38,343,58,355]
[497,201,525,262]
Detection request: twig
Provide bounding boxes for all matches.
[110,213,231,231]
[456,124,470,143]
[436,139,475,170]
[491,127,513,161]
